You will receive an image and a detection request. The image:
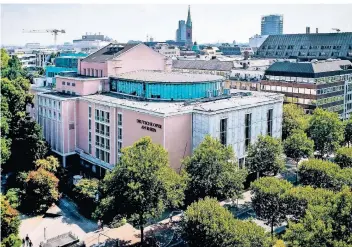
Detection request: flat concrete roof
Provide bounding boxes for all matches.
[82,90,283,116]
[117,70,224,83]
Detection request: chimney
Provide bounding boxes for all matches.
[316,28,319,33]
[306,27,310,34]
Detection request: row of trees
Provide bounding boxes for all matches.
[91,136,249,245]
[283,103,352,161]
[251,164,352,246]
[1,48,49,172]
[185,158,352,247]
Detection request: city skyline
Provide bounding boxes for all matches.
[1,4,352,46]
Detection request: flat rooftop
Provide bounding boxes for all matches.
[116,70,224,83]
[82,90,283,116]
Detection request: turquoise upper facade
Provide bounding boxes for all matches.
[45,53,87,78]
[110,78,222,100]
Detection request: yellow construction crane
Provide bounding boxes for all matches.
[22,29,66,46]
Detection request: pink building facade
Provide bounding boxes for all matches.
[32,42,283,178]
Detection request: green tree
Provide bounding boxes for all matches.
[5,188,21,209]
[282,104,308,140]
[282,186,334,222]
[73,178,99,217]
[298,159,341,190]
[308,108,344,158]
[180,197,271,247]
[1,48,10,69]
[10,114,48,171]
[1,138,11,166]
[284,130,314,183]
[284,187,352,247]
[246,135,285,178]
[251,177,293,237]
[35,155,60,173]
[95,137,186,245]
[183,135,247,204]
[22,168,59,213]
[344,117,352,147]
[0,195,21,247]
[335,147,352,168]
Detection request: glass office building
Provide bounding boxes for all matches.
[261,15,283,36]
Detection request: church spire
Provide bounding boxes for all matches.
[186,5,192,28]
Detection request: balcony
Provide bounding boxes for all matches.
[75,148,113,170]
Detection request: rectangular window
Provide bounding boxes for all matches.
[100,124,105,135]
[100,111,104,122]
[105,152,110,163]
[267,109,273,137]
[89,143,91,154]
[83,69,86,75]
[96,148,99,159]
[106,112,110,123]
[95,136,100,146]
[106,139,110,149]
[105,126,110,136]
[67,82,71,86]
[118,141,122,154]
[118,128,122,140]
[72,83,75,87]
[89,119,91,130]
[118,113,122,126]
[95,109,99,121]
[88,106,92,118]
[101,138,105,148]
[245,113,252,151]
[89,132,91,142]
[58,102,61,109]
[220,118,227,146]
[100,70,103,77]
[95,122,99,133]
[91,69,94,77]
[95,69,98,77]
[62,82,65,85]
[88,69,90,76]
[58,113,61,120]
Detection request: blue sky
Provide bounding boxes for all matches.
[1,4,352,45]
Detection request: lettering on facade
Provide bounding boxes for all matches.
[137,119,162,132]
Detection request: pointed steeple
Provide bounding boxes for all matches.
[186,5,192,28]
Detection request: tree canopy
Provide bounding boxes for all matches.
[298,159,352,190]
[246,135,285,177]
[1,49,48,172]
[22,168,60,213]
[0,195,21,247]
[282,104,308,140]
[181,197,271,247]
[308,108,344,158]
[344,117,352,147]
[251,177,293,237]
[35,156,60,173]
[10,115,48,171]
[335,147,352,168]
[95,137,187,244]
[284,130,314,163]
[73,178,99,217]
[183,135,247,204]
[282,186,335,222]
[283,187,352,247]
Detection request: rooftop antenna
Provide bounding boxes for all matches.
[332,28,341,33]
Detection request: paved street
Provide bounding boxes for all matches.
[19,197,98,247]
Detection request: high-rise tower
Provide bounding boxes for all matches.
[186,5,193,47]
